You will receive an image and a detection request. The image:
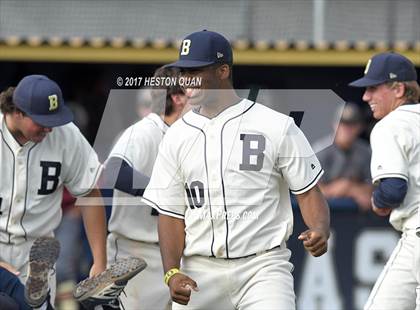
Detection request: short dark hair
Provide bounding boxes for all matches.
[222,62,233,82]
[210,62,233,83]
[0,87,23,115]
[150,66,184,116]
[181,62,233,83]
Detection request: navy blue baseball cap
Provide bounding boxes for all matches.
[13,75,73,127]
[349,52,417,87]
[167,30,233,68]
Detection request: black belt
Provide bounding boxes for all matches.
[215,245,282,260]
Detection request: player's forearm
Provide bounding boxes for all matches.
[317,182,338,198]
[347,182,373,199]
[80,188,107,268]
[158,214,185,273]
[296,185,330,235]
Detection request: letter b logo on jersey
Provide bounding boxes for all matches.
[240,134,266,171]
[38,161,61,195]
[180,39,191,55]
[48,94,58,111]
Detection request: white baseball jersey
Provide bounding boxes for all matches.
[144,99,323,258]
[370,103,420,231]
[417,208,420,238]
[108,113,168,242]
[0,112,102,245]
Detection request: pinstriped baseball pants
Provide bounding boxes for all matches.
[364,227,420,310]
[107,233,171,310]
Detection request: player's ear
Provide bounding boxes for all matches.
[170,94,185,110]
[13,109,25,120]
[393,82,405,99]
[217,64,230,81]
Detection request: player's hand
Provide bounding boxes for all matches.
[323,179,351,197]
[298,228,329,257]
[168,272,199,305]
[89,262,106,277]
[371,197,392,217]
[0,261,20,275]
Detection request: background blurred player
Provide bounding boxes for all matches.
[103,66,189,309]
[317,102,373,211]
[349,52,420,310]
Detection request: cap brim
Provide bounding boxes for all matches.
[29,104,74,127]
[349,77,386,87]
[165,59,216,68]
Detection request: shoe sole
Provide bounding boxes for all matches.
[74,257,147,301]
[25,237,60,307]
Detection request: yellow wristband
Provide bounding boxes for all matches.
[164,268,180,285]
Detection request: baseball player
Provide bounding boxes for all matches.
[103,66,189,309]
[0,75,107,304]
[349,52,420,310]
[144,30,330,309]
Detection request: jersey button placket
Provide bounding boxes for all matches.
[206,121,226,258]
[14,148,27,225]
[207,125,221,198]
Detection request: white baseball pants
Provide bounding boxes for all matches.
[107,233,171,310]
[365,220,420,310]
[172,244,295,310]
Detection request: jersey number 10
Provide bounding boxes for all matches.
[185,181,205,209]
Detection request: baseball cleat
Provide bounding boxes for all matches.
[74,257,147,309]
[25,236,60,308]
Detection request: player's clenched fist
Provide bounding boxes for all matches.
[168,273,199,305]
[298,228,329,257]
[371,197,392,217]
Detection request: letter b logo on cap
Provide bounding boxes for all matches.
[180,39,191,55]
[48,94,58,111]
[364,59,372,75]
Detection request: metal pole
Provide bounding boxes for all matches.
[313,0,326,42]
[386,0,396,44]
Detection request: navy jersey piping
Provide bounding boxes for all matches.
[192,98,244,120]
[113,236,119,262]
[291,169,324,193]
[182,118,215,257]
[109,154,134,169]
[21,143,37,240]
[220,101,256,258]
[0,129,15,243]
[374,172,409,180]
[75,164,102,197]
[141,197,185,218]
